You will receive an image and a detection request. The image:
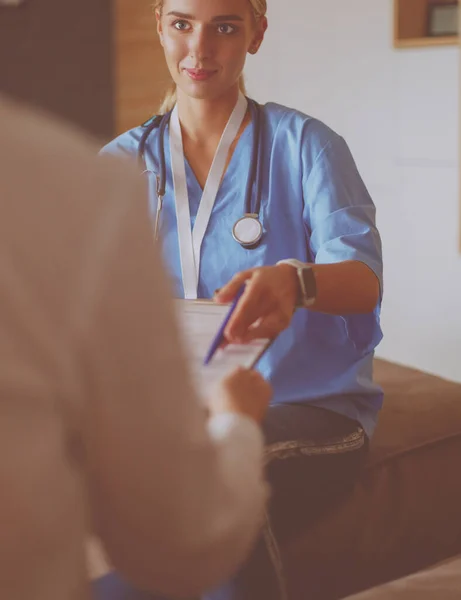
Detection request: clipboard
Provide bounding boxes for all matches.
[174,299,272,394]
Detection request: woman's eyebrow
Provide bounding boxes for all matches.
[166,11,244,22]
[166,10,190,18]
[211,14,244,22]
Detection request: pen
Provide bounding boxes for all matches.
[203,285,246,365]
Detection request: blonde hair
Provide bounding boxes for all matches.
[153,0,267,114]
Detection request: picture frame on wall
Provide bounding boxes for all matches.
[427,2,459,37]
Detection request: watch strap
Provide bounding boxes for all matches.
[276,259,316,308]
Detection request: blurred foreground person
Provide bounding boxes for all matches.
[0,96,271,600]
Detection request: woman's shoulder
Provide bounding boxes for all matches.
[99,117,159,159]
[260,101,342,151]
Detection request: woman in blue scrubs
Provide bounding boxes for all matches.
[100,0,383,598]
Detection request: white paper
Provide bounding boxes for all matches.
[174,299,269,396]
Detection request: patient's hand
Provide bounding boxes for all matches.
[209,367,272,424]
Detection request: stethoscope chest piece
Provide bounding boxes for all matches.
[232,214,263,249]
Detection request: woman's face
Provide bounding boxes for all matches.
[156,0,267,101]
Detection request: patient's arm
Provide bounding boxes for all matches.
[81,167,267,597]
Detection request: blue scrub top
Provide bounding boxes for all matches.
[101,101,384,438]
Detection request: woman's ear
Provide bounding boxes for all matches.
[155,9,164,46]
[249,16,268,55]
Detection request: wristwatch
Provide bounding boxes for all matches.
[277,258,317,308]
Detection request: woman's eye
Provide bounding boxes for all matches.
[173,20,191,31]
[217,24,236,35]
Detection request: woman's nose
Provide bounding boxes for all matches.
[188,29,213,61]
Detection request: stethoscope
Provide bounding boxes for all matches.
[137,97,264,249]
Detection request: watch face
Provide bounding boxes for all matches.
[301,267,317,302]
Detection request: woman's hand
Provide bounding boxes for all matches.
[214,264,299,343]
[209,367,272,424]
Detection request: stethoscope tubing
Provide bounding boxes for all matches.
[138,97,263,219]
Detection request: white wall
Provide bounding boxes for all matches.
[245,0,461,382]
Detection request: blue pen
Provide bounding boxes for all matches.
[203,286,246,365]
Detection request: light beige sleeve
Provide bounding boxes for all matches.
[79,163,267,597]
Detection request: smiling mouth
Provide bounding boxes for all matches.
[184,68,217,81]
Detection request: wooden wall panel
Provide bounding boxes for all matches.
[114,0,172,134]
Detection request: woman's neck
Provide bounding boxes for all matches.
[176,85,240,146]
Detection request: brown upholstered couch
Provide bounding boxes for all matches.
[283,359,461,600]
[345,554,461,599]
[89,358,461,599]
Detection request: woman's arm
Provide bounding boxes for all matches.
[215,260,379,343]
[215,129,382,344]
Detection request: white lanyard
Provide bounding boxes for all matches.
[169,92,248,299]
